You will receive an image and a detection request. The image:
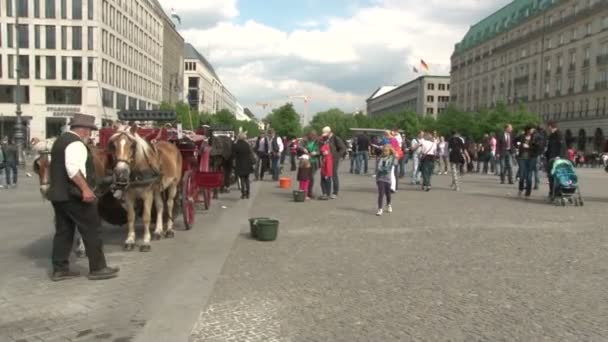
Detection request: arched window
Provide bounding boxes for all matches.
[578,128,587,151]
[594,128,604,152]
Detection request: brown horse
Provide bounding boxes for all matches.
[107,127,182,252]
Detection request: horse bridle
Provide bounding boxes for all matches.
[34,151,51,186]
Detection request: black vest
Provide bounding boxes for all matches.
[47,132,96,202]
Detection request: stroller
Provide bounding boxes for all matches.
[551,158,584,206]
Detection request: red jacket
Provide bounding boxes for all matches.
[320,143,334,178]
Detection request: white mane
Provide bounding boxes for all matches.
[31,137,56,153]
[109,128,153,163]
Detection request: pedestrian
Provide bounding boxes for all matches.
[254,132,270,181]
[0,144,5,189]
[545,121,565,200]
[301,130,320,199]
[497,124,515,184]
[489,132,498,175]
[517,126,540,199]
[355,133,370,175]
[375,144,397,216]
[410,131,423,184]
[1,137,18,188]
[321,126,346,199]
[47,113,119,281]
[297,155,313,200]
[350,135,359,174]
[289,137,298,172]
[233,132,256,199]
[318,137,334,200]
[419,133,438,191]
[268,129,284,181]
[399,133,409,178]
[448,130,466,191]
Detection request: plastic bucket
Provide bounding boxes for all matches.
[293,190,306,202]
[256,219,279,241]
[279,177,292,189]
[248,217,269,238]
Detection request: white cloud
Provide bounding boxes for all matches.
[157,0,238,28]
[178,0,510,120]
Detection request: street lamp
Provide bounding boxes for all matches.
[13,0,25,166]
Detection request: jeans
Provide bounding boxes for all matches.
[350,152,357,173]
[499,154,513,183]
[332,159,340,195]
[411,156,421,184]
[377,181,391,209]
[531,156,540,188]
[398,157,406,177]
[255,152,269,180]
[4,162,17,185]
[439,156,449,173]
[320,176,332,196]
[518,158,534,196]
[355,151,369,174]
[421,157,435,187]
[290,153,297,171]
[239,175,250,197]
[393,163,399,190]
[451,163,461,189]
[271,157,280,181]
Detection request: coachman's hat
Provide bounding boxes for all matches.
[69,113,98,130]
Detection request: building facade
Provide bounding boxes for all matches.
[366,75,451,118]
[183,43,238,115]
[451,0,608,151]
[0,0,184,139]
[157,4,183,104]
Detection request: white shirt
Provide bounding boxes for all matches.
[273,136,284,154]
[394,134,403,146]
[411,138,421,156]
[65,131,89,179]
[420,139,437,156]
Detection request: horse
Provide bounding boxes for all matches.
[208,135,235,195]
[107,126,182,252]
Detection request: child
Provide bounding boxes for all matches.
[319,139,334,200]
[297,155,313,200]
[375,145,397,216]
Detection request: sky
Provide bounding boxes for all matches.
[158,0,513,122]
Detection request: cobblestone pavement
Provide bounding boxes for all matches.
[0,173,250,342]
[191,165,608,341]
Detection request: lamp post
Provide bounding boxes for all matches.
[13,0,25,166]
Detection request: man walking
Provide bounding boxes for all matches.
[410,131,423,185]
[355,133,370,174]
[268,129,284,181]
[47,114,119,281]
[497,124,515,184]
[545,121,565,200]
[448,130,466,191]
[1,137,18,188]
[254,132,270,181]
[322,126,346,198]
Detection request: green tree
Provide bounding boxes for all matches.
[213,109,237,127]
[237,120,261,138]
[265,103,302,138]
[310,108,356,138]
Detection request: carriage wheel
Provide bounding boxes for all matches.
[181,171,195,230]
[202,188,212,210]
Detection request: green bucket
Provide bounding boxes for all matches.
[248,217,269,238]
[256,219,279,241]
[293,190,306,202]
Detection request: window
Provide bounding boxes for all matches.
[426,107,434,115]
[11,55,30,79]
[87,27,93,50]
[116,93,126,110]
[72,26,82,50]
[45,0,55,18]
[0,86,30,103]
[72,57,82,80]
[427,95,435,103]
[61,26,67,49]
[438,83,446,91]
[603,16,608,30]
[87,57,94,80]
[35,25,41,48]
[6,0,13,16]
[129,97,137,109]
[88,0,93,19]
[584,46,591,60]
[35,56,41,79]
[102,88,114,107]
[427,83,435,90]
[61,56,67,79]
[46,56,56,79]
[72,0,82,19]
[45,25,56,49]
[586,22,592,36]
[7,24,14,48]
[188,77,199,88]
[60,0,67,18]
[17,0,28,17]
[557,78,562,92]
[546,59,552,71]
[34,0,40,17]
[45,87,82,104]
[17,24,29,48]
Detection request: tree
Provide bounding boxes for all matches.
[310,108,356,138]
[237,120,261,138]
[213,109,237,127]
[264,103,302,138]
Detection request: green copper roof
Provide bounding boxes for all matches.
[454,0,556,54]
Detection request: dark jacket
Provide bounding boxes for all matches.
[47,132,96,202]
[1,143,18,164]
[233,140,255,176]
[356,134,370,152]
[496,131,514,156]
[255,136,269,154]
[328,134,347,159]
[448,135,466,164]
[545,130,565,160]
[297,167,312,181]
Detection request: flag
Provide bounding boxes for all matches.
[413,66,419,73]
[171,8,181,24]
[420,59,430,71]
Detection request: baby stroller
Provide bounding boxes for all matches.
[551,158,584,206]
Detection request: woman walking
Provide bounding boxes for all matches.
[419,133,438,191]
[375,145,397,216]
[233,132,256,199]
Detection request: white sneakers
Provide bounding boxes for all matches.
[377,205,392,216]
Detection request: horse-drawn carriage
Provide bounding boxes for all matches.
[34,110,232,252]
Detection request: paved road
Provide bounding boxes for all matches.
[2,164,608,341]
[190,166,608,341]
